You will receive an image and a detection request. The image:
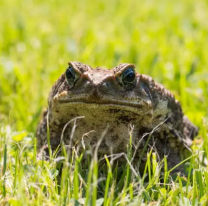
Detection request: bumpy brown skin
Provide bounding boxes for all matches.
[37,62,198,174]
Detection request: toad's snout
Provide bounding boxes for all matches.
[76,72,120,97]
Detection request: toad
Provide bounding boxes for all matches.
[37,62,198,173]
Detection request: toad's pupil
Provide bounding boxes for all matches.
[123,68,135,83]
[66,66,75,80]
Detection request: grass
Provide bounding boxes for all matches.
[0,0,208,205]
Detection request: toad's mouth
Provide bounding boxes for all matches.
[53,92,152,108]
[53,92,153,115]
[56,100,150,110]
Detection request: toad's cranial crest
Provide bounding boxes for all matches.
[37,61,198,173]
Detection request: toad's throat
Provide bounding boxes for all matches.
[51,102,154,118]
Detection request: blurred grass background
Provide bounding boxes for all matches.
[1,1,208,205]
[0,0,208,132]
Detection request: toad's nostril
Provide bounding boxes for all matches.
[102,82,109,88]
[98,82,110,93]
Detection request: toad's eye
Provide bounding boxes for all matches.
[121,67,136,89]
[65,66,80,88]
[66,66,75,81]
[122,67,135,84]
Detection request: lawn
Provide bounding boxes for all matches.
[0,0,208,205]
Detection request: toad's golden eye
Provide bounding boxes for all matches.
[121,67,136,90]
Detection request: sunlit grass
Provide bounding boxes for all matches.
[1,127,208,205]
[0,0,208,205]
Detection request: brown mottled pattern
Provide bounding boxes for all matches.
[37,61,198,174]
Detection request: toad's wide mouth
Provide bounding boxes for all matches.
[54,96,152,108]
[53,91,153,109]
[52,90,153,116]
[56,99,151,109]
